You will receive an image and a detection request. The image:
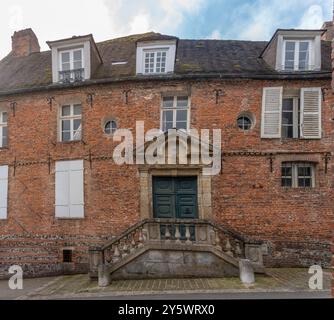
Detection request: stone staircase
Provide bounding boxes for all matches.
[89,219,266,287]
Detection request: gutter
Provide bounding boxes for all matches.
[0,72,331,98]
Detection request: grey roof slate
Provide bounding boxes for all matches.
[0,32,331,95]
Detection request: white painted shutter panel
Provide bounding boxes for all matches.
[0,165,8,220]
[55,160,84,218]
[55,161,70,218]
[69,160,84,218]
[301,88,321,139]
[261,87,283,138]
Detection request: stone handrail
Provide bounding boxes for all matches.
[92,219,263,266]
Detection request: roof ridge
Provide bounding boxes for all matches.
[97,31,159,45]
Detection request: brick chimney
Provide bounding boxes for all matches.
[11,28,40,57]
[322,21,333,41]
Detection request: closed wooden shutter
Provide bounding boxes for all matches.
[301,88,322,139]
[261,87,283,138]
[55,160,84,218]
[0,165,8,220]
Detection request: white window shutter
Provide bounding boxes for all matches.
[55,161,70,218]
[0,165,8,220]
[55,160,84,218]
[261,87,283,138]
[300,88,322,139]
[69,160,84,218]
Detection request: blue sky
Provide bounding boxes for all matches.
[0,0,332,58]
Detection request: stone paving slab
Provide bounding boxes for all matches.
[12,268,332,300]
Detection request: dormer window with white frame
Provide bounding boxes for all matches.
[144,49,168,74]
[136,39,177,75]
[59,48,84,83]
[47,34,102,84]
[261,30,323,73]
[283,40,312,71]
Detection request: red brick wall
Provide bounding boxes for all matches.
[0,78,332,277]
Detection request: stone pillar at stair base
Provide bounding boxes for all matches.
[98,265,111,287]
[239,259,255,285]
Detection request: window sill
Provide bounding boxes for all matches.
[56,217,85,220]
[57,140,83,145]
[281,187,316,191]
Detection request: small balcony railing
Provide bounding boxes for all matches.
[59,68,85,83]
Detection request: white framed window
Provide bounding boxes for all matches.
[261,87,321,139]
[281,162,315,188]
[55,160,84,219]
[161,96,190,132]
[60,104,82,142]
[136,42,176,75]
[282,97,300,139]
[283,40,312,71]
[0,112,8,148]
[0,165,8,220]
[144,49,168,74]
[59,48,84,82]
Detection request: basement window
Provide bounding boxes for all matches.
[281,162,315,188]
[63,250,73,263]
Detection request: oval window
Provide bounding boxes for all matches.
[237,116,253,131]
[104,120,117,134]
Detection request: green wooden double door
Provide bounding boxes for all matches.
[153,177,198,220]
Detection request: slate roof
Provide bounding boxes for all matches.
[0,32,331,95]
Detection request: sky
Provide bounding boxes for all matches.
[0,0,332,59]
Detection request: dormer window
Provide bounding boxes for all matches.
[144,49,167,74]
[283,40,311,71]
[260,30,323,73]
[47,34,102,84]
[136,36,177,75]
[59,48,84,83]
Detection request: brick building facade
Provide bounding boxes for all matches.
[0,25,333,279]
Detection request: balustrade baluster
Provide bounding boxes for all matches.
[215,231,222,251]
[130,235,136,253]
[142,228,148,243]
[225,238,234,257]
[138,229,144,248]
[113,244,121,262]
[185,226,192,245]
[209,229,216,245]
[122,241,129,258]
[165,225,171,243]
[106,250,112,264]
[235,241,242,256]
[175,225,181,244]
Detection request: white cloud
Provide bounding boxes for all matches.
[208,29,222,39]
[130,13,151,34]
[224,0,332,41]
[297,5,324,29]
[103,0,205,36]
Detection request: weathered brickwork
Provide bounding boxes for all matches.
[0,76,333,278]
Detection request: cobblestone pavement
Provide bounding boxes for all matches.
[1,268,331,300]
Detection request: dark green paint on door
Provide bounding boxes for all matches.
[153,177,198,220]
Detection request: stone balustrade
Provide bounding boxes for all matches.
[89,219,266,280]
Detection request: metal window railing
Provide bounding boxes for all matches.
[59,68,85,83]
